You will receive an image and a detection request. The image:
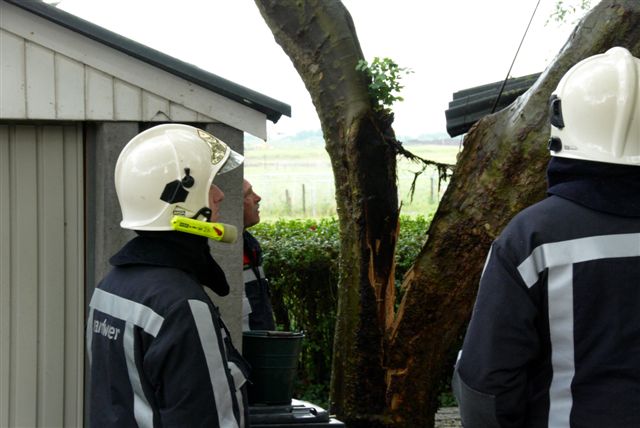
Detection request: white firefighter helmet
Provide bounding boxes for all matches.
[115,123,243,230]
[548,46,640,166]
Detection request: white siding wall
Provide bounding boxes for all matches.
[0,125,85,428]
[0,28,211,124]
[0,0,269,139]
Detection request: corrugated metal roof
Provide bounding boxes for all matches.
[445,73,541,137]
[6,0,291,124]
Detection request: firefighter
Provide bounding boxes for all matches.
[453,47,640,427]
[241,178,276,331]
[86,124,249,427]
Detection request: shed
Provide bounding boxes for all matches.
[0,1,291,426]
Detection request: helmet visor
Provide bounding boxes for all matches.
[218,148,244,175]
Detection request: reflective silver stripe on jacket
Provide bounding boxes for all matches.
[89,288,164,336]
[86,307,94,365]
[517,233,640,288]
[220,321,247,428]
[242,266,265,283]
[227,362,247,428]
[88,289,165,428]
[241,289,252,332]
[124,322,154,428]
[188,299,239,428]
[517,233,640,428]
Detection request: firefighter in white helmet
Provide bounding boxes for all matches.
[87,124,249,427]
[453,47,640,427]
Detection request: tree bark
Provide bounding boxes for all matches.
[255,0,640,426]
[254,1,399,425]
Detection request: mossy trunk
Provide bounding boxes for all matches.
[255,0,640,426]
[254,1,399,425]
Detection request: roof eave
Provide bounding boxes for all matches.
[6,0,291,124]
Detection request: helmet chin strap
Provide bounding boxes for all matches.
[191,207,212,222]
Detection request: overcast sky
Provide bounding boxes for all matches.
[54,0,592,139]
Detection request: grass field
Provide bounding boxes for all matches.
[245,140,461,221]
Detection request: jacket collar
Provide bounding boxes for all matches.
[546,157,640,217]
[243,230,262,265]
[110,231,230,296]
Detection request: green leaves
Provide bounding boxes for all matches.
[548,0,592,24]
[356,56,413,112]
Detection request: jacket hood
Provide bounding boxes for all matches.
[546,157,640,217]
[110,231,230,296]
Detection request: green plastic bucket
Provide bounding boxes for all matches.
[242,330,304,405]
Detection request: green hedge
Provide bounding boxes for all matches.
[250,215,430,407]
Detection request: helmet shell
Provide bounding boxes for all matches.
[550,47,640,166]
[115,124,237,230]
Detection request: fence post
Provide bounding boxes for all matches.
[430,177,435,204]
[302,184,306,217]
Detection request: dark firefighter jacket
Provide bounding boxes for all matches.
[87,231,249,427]
[242,231,276,331]
[453,157,640,428]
